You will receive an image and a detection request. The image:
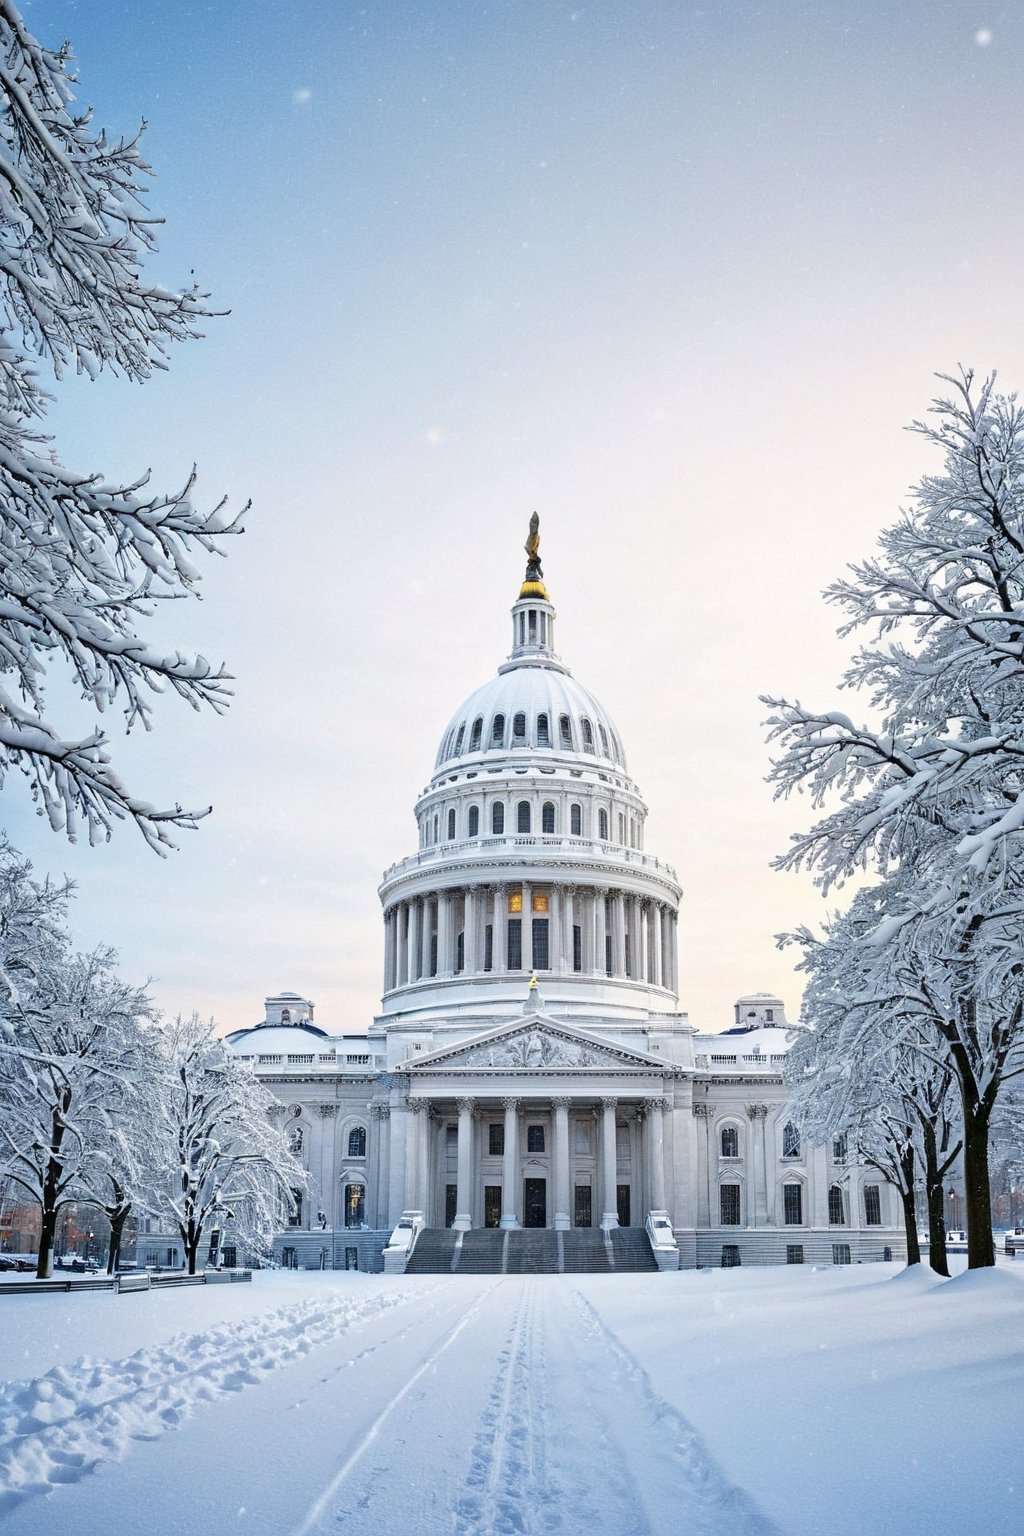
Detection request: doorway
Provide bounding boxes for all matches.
[524,1178,547,1228]
[445,1184,457,1227]
[484,1186,502,1228]
[574,1185,592,1227]
[617,1184,631,1228]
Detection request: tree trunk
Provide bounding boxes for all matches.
[961,1089,995,1268]
[920,1119,949,1277]
[898,1144,921,1266]
[36,1193,58,1280]
[184,1217,200,1275]
[106,1207,129,1275]
[35,1118,66,1280]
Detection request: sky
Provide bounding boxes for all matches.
[6,0,1024,1036]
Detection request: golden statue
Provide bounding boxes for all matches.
[525,512,540,565]
[519,512,549,600]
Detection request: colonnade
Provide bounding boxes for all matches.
[382,885,678,995]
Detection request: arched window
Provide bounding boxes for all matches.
[542,801,555,834]
[828,1185,845,1225]
[468,805,480,837]
[559,714,573,750]
[782,1122,801,1159]
[720,1126,738,1159]
[598,723,609,756]
[570,803,582,836]
[517,801,531,834]
[469,717,483,752]
[490,714,505,748]
[288,1126,303,1155]
[281,1008,292,1023]
[492,802,505,835]
[581,718,595,752]
[537,713,550,746]
[598,808,609,840]
[432,814,439,844]
[512,712,526,745]
[447,808,456,841]
[454,724,465,755]
[347,1126,367,1158]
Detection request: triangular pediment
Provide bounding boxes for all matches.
[400,1013,667,1073]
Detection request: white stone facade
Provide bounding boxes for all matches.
[226,533,905,1270]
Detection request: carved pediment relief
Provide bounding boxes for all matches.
[403,1015,665,1073]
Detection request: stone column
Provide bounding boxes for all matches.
[652,904,664,988]
[395,903,408,989]
[747,1104,768,1226]
[493,885,507,973]
[464,887,478,973]
[693,1102,714,1227]
[500,1097,520,1228]
[371,1103,390,1228]
[611,893,626,977]
[437,893,452,978]
[812,1142,829,1228]
[521,881,532,972]
[405,1099,427,1213]
[600,1096,619,1230]
[548,884,561,974]
[645,1098,667,1212]
[552,1097,571,1230]
[453,1097,474,1231]
[592,888,606,975]
[562,887,575,972]
[411,900,423,982]
[388,1095,409,1222]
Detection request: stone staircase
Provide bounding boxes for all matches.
[403,1227,659,1275]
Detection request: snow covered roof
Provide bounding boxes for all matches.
[225,1024,330,1051]
[434,663,627,775]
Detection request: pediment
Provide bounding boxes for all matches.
[401,1014,667,1073]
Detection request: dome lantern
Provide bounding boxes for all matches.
[508,512,558,665]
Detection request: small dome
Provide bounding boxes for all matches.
[435,666,627,773]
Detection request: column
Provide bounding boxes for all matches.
[652,904,664,988]
[464,887,478,973]
[372,1103,390,1228]
[395,903,408,989]
[562,887,575,973]
[521,881,532,972]
[552,1097,571,1230]
[405,1099,427,1213]
[453,1097,474,1231]
[812,1142,829,1228]
[612,892,626,977]
[600,1096,619,1230]
[645,1098,667,1212]
[500,1097,520,1228]
[592,888,606,975]
[411,900,423,982]
[437,893,452,978]
[389,1096,409,1223]
[493,885,507,972]
[747,1104,767,1226]
[693,1102,714,1226]
[548,884,561,974]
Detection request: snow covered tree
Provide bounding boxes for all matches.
[153,1014,307,1274]
[0,3,243,851]
[765,371,1024,1268]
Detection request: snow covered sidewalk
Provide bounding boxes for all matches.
[0,1263,1020,1534]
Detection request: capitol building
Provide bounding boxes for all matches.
[225,522,905,1273]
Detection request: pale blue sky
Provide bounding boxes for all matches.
[9,1,1024,1032]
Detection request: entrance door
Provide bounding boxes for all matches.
[445,1184,457,1228]
[617,1184,631,1228]
[484,1186,502,1228]
[524,1178,547,1228]
[574,1185,592,1227]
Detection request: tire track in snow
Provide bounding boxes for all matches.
[0,1289,416,1521]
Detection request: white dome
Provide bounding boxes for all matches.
[435,663,627,774]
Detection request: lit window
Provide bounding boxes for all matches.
[517,801,531,834]
[532,892,549,912]
[864,1186,882,1225]
[828,1185,845,1225]
[537,713,550,746]
[492,802,505,835]
[347,1127,367,1158]
[468,806,479,837]
[542,801,555,834]
[783,1182,803,1224]
[508,890,523,913]
[570,803,582,836]
[720,1126,739,1159]
[720,1184,741,1225]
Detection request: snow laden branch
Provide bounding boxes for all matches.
[0,5,245,850]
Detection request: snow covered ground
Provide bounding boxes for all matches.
[0,1260,1020,1535]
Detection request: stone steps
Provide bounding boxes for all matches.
[404,1227,659,1275]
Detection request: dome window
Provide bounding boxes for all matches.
[581,718,595,752]
[490,714,506,748]
[537,713,550,747]
[528,610,538,643]
[517,801,531,834]
[570,803,582,836]
[598,724,609,757]
[512,712,527,745]
[447,809,456,841]
[559,714,573,750]
[598,808,609,840]
[469,717,483,752]
[542,801,555,834]
[492,802,505,835]
[454,724,465,755]
[468,805,480,838]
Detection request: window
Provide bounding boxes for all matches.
[432,814,438,844]
[832,1134,847,1163]
[581,718,594,751]
[445,1124,458,1152]
[527,1125,545,1153]
[598,724,609,756]
[783,1182,803,1225]
[721,1244,741,1267]
[469,717,483,751]
[832,1243,851,1266]
[570,803,582,836]
[468,805,479,837]
[864,1185,882,1226]
[782,1122,801,1159]
[454,724,465,755]
[574,1120,592,1154]
[344,1183,365,1229]
[828,1185,846,1225]
[559,714,573,750]
[455,931,464,972]
[532,918,549,970]
[288,1126,303,1155]
[288,1189,303,1227]
[512,711,526,745]
[528,609,537,642]
[490,714,505,748]
[517,800,531,834]
[542,801,555,834]
[492,802,505,835]
[720,1184,741,1225]
[573,924,582,971]
[447,808,456,841]
[489,1123,504,1156]
[347,1127,367,1158]
[598,808,609,840]
[765,1008,774,1022]
[720,1126,739,1159]
[507,918,523,969]
[786,1245,804,1265]
[483,923,493,971]
[537,713,550,746]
